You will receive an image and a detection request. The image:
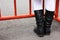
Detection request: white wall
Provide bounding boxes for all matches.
[0,0,14,16]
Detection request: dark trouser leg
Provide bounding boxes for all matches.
[34,10,44,37]
[44,10,54,35]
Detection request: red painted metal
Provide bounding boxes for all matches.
[55,0,59,18]
[0,0,60,22]
[54,0,60,22]
[0,9,1,17]
[29,0,32,15]
[0,14,35,21]
[54,17,60,22]
[14,0,17,16]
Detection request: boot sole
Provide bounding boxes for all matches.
[34,29,44,37]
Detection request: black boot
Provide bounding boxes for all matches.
[44,10,54,35]
[34,10,44,37]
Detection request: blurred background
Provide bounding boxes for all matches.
[0,0,60,40]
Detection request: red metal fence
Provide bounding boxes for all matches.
[0,0,60,22]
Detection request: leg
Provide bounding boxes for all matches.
[33,0,43,10]
[33,0,44,37]
[44,0,56,35]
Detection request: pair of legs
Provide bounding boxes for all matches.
[33,0,56,37]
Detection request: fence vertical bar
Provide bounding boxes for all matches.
[14,0,17,16]
[29,0,32,15]
[55,0,59,18]
[0,9,1,17]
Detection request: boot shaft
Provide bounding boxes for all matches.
[44,10,54,35]
[34,10,44,34]
[34,10,44,28]
[45,10,54,26]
